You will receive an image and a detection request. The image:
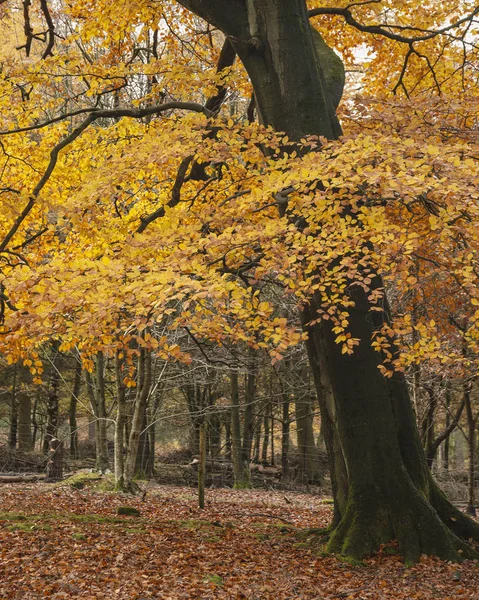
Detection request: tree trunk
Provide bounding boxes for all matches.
[464,381,477,517]
[176,0,479,561]
[122,347,151,491]
[230,370,251,488]
[295,393,322,484]
[281,393,290,479]
[17,392,33,451]
[114,353,127,488]
[422,385,437,468]
[69,359,82,459]
[261,405,270,466]
[252,417,261,463]
[8,364,18,449]
[85,356,109,472]
[241,367,255,466]
[45,439,63,482]
[43,344,60,454]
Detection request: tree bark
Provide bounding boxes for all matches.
[295,392,322,485]
[114,352,127,488]
[8,364,18,449]
[85,356,110,472]
[69,358,82,459]
[122,347,151,491]
[241,367,256,466]
[230,370,251,488]
[43,344,60,454]
[17,391,33,452]
[175,0,479,561]
[464,381,477,516]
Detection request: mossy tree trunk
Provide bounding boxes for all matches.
[177,0,479,561]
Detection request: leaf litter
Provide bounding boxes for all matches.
[0,483,477,599]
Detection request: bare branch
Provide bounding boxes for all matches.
[0,101,211,137]
[308,4,479,45]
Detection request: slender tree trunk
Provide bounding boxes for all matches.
[17,392,33,451]
[230,370,251,488]
[464,381,477,516]
[122,348,151,491]
[43,344,60,454]
[295,393,322,484]
[444,384,451,472]
[270,401,275,467]
[198,422,207,508]
[241,367,255,465]
[261,405,270,465]
[69,359,82,459]
[224,418,232,460]
[8,364,18,449]
[422,385,437,468]
[114,352,127,488]
[85,356,109,472]
[31,391,39,450]
[281,393,290,479]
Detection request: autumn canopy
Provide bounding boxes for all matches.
[0,0,478,562]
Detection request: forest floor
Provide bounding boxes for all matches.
[0,482,478,599]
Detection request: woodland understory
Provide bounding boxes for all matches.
[1,0,479,576]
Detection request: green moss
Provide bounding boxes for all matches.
[117,506,141,517]
[69,514,122,524]
[338,555,367,567]
[310,27,345,109]
[205,535,221,543]
[7,522,52,533]
[233,482,252,490]
[124,528,147,534]
[72,533,87,541]
[204,574,223,586]
[61,471,102,489]
[0,512,28,521]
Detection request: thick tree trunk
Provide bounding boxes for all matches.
[176,0,479,561]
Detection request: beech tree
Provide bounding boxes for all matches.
[0,0,478,562]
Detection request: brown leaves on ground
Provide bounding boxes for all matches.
[0,484,478,599]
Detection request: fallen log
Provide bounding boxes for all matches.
[0,474,46,483]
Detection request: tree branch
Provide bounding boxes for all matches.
[308,5,479,45]
[0,102,211,253]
